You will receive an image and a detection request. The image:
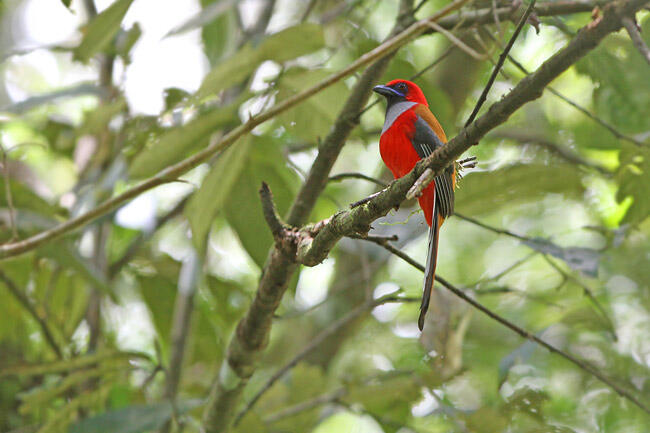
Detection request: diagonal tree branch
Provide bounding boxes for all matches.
[295,0,649,268]
[353,235,649,414]
[0,1,606,260]
[622,16,650,65]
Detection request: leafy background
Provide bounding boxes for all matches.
[0,0,649,432]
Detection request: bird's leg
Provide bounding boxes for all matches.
[455,156,478,180]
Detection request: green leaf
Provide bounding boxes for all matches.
[456,164,585,215]
[257,23,324,63]
[617,146,650,225]
[129,106,237,178]
[575,34,650,135]
[186,136,253,252]
[223,137,299,267]
[60,0,72,9]
[74,0,135,63]
[68,399,203,433]
[196,23,325,99]
[276,68,347,141]
[521,239,600,277]
[78,98,127,137]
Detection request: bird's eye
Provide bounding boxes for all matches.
[397,83,407,91]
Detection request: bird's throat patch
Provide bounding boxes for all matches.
[382,101,417,134]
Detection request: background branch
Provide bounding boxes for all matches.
[352,235,649,413]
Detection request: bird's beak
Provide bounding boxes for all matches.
[373,85,404,98]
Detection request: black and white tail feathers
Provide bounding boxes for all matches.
[418,199,440,331]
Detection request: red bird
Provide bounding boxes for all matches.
[373,79,455,331]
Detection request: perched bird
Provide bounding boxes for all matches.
[373,79,456,331]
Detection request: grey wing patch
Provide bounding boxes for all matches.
[412,115,446,158]
[411,115,454,218]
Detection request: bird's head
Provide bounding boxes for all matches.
[373,79,428,106]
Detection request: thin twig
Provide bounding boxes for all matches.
[489,129,611,174]
[352,236,650,414]
[263,388,347,423]
[622,16,650,65]
[454,212,533,242]
[427,21,487,60]
[0,269,62,358]
[0,144,18,241]
[328,172,388,187]
[464,0,537,127]
[481,29,648,147]
[260,182,288,239]
[234,293,418,425]
[541,254,617,340]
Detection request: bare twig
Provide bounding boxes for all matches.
[0,269,62,358]
[260,182,289,240]
[160,250,201,433]
[108,196,188,278]
[353,236,650,414]
[328,172,388,187]
[464,0,537,127]
[541,254,617,340]
[406,167,434,199]
[622,16,650,65]
[263,388,347,423]
[427,21,487,60]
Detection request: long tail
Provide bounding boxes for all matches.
[418,201,440,331]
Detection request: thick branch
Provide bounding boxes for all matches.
[0,0,604,260]
[296,0,648,267]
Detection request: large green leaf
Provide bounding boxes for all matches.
[575,28,650,135]
[196,23,325,99]
[185,136,253,252]
[129,106,238,178]
[74,0,135,62]
[456,163,584,215]
[68,399,202,433]
[223,137,299,267]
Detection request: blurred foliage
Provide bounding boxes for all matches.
[0,1,649,433]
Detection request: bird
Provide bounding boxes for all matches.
[373,79,456,331]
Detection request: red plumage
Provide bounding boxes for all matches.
[374,79,454,330]
[378,108,436,226]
